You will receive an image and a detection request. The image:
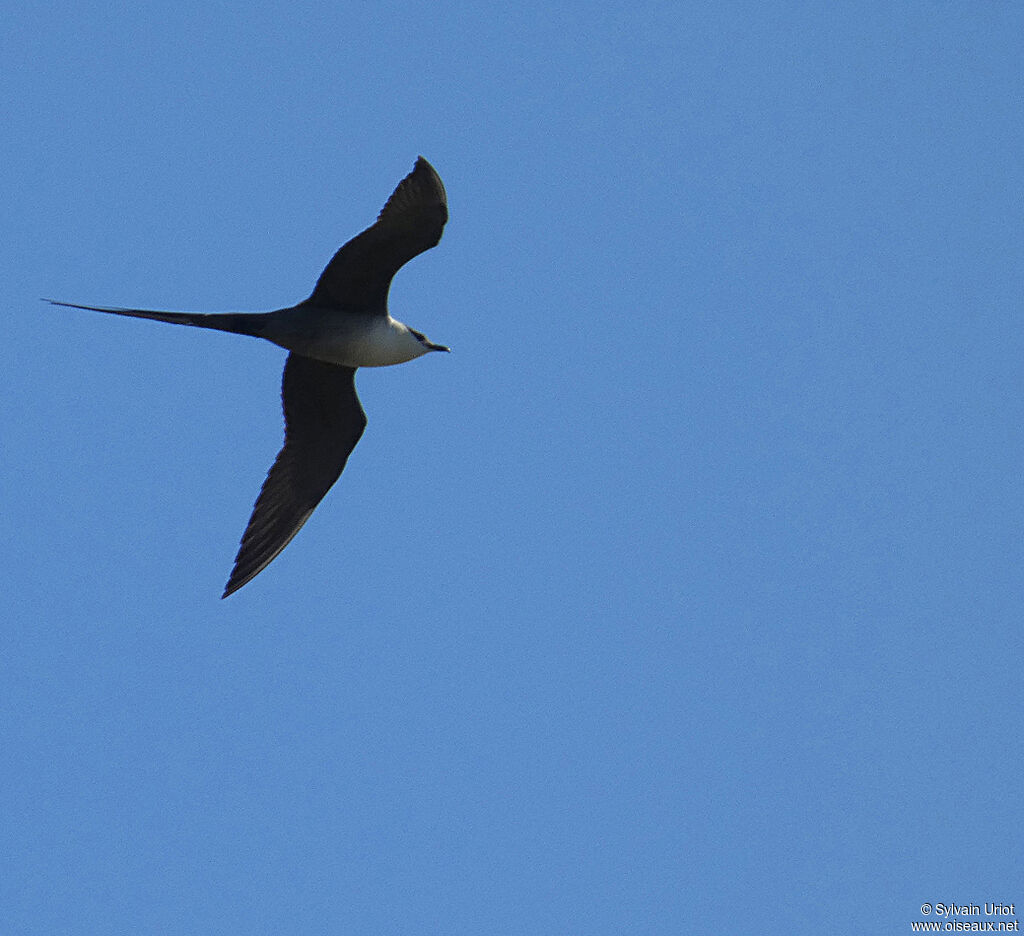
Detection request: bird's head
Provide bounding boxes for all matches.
[408,327,450,354]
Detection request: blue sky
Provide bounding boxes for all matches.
[3,1,1022,933]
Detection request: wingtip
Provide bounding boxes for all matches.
[413,155,439,177]
[221,577,247,600]
[221,567,250,599]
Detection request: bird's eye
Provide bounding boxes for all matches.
[409,328,426,342]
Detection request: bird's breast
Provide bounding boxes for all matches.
[278,314,428,368]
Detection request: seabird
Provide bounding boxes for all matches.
[49,156,450,598]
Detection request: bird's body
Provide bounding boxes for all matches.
[261,306,436,368]
[49,156,450,597]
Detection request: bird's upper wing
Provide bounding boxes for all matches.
[222,353,366,598]
[307,156,448,313]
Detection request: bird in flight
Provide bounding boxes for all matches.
[50,156,450,598]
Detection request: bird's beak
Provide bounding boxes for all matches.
[427,342,451,353]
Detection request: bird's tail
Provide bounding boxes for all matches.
[45,300,272,339]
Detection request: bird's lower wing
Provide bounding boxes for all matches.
[222,354,367,598]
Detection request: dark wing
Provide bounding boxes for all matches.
[222,353,367,598]
[308,156,448,313]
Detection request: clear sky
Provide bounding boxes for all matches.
[3,1,1022,933]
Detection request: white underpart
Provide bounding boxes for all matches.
[285,315,431,368]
